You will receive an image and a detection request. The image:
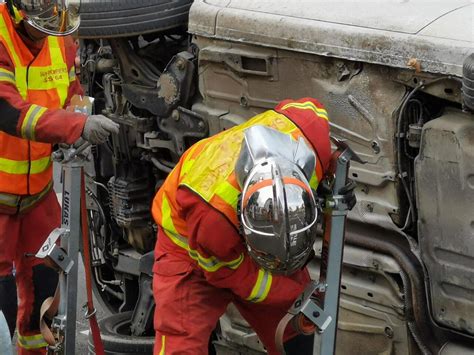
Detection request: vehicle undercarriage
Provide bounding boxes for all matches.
[77,1,474,354]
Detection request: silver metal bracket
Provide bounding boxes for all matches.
[275,138,364,355]
[287,281,333,332]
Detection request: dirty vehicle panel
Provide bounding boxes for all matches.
[79,0,474,354]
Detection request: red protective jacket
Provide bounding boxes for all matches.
[0,30,86,145]
[153,98,332,307]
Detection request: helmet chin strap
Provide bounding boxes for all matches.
[23,21,48,42]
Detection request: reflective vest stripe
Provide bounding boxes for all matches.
[21,104,47,141]
[280,101,329,121]
[30,156,52,174]
[0,180,52,210]
[179,141,206,178]
[0,67,15,84]
[213,179,240,210]
[0,155,50,175]
[309,172,319,190]
[0,15,22,66]
[69,66,76,82]
[246,268,273,303]
[19,180,52,211]
[159,335,166,355]
[0,191,17,207]
[162,195,244,272]
[17,333,47,350]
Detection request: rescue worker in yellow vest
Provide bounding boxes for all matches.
[0,1,119,353]
[152,98,353,354]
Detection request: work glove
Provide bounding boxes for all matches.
[82,115,120,145]
[317,179,357,211]
[338,180,357,210]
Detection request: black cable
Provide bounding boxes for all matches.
[396,76,459,231]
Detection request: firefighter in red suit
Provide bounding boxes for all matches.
[0,1,119,353]
[152,98,334,354]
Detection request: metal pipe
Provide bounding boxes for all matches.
[344,221,442,354]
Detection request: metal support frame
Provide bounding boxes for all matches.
[276,139,363,355]
[317,138,363,354]
[36,142,90,354]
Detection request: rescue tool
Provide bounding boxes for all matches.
[275,138,363,355]
[34,95,105,355]
[35,140,104,355]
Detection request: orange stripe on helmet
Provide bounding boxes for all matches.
[242,177,311,208]
[242,179,273,208]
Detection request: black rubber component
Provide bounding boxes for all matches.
[30,264,58,330]
[0,275,17,337]
[284,334,315,355]
[88,311,154,355]
[78,0,193,39]
[462,53,474,111]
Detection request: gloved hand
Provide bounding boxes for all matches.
[82,115,120,145]
[317,179,357,211]
[338,180,357,210]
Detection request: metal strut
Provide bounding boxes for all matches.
[275,138,364,355]
[35,141,90,354]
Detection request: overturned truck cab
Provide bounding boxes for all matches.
[78,0,474,354]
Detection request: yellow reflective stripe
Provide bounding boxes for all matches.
[246,268,273,303]
[21,104,47,140]
[0,17,27,98]
[161,195,244,272]
[12,5,24,24]
[30,156,52,174]
[0,22,22,67]
[69,66,77,82]
[48,37,68,106]
[180,158,195,178]
[0,157,28,174]
[0,154,51,176]
[15,67,28,99]
[280,102,329,121]
[214,180,240,210]
[188,249,244,272]
[0,155,50,175]
[179,143,201,178]
[159,335,166,355]
[0,67,15,84]
[19,181,53,211]
[161,196,188,248]
[18,333,47,350]
[309,172,319,190]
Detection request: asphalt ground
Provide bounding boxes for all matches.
[75,260,108,354]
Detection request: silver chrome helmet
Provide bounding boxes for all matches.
[236,125,318,275]
[8,0,81,36]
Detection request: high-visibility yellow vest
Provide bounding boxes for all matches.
[0,4,74,208]
[152,109,324,268]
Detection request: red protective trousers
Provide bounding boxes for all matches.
[0,191,60,354]
[153,251,306,355]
